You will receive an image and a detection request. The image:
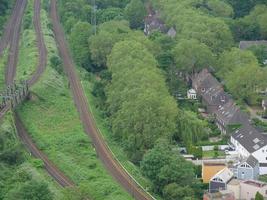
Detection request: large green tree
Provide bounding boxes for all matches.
[172,39,216,74]
[217,48,258,78]
[141,140,196,193]
[89,20,131,68]
[70,21,92,69]
[124,0,146,29]
[107,40,177,162]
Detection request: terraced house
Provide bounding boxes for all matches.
[192,69,267,175]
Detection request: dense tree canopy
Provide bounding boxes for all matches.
[152,0,234,53]
[141,140,197,198]
[70,21,92,70]
[107,40,178,162]
[172,39,216,74]
[216,48,259,78]
[89,20,131,68]
[124,0,146,29]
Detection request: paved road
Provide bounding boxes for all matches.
[50,1,153,199]
[1,0,75,188]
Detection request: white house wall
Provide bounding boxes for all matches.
[231,136,250,158]
[252,146,267,175]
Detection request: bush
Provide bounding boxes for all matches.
[50,55,63,74]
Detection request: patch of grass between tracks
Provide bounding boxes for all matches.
[0,48,8,90]
[16,0,38,82]
[16,5,133,200]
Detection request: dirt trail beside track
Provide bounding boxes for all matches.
[50,0,153,199]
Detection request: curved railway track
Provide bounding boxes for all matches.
[50,1,153,199]
[0,0,74,188]
[0,0,20,57]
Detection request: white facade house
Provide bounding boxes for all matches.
[187,89,197,99]
[231,129,267,175]
[192,69,267,176]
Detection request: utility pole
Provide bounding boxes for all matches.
[91,0,97,35]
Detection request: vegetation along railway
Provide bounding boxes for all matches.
[0,0,154,199]
[1,0,75,188]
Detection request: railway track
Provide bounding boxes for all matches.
[5,0,27,85]
[50,1,153,199]
[0,0,74,188]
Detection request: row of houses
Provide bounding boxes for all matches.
[192,69,267,176]
[204,178,267,200]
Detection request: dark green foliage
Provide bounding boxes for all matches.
[50,55,63,74]
[163,184,194,200]
[0,144,24,165]
[141,140,198,196]
[69,21,92,69]
[0,0,14,35]
[107,40,177,162]
[226,0,267,18]
[7,180,53,200]
[124,0,146,29]
[95,0,130,9]
[97,7,125,24]
[248,45,267,66]
[255,191,264,200]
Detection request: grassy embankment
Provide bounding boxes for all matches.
[0,112,63,199]
[16,0,38,81]
[0,0,63,198]
[16,2,133,200]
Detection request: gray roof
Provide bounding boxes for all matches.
[211,167,233,183]
[245,155,258,168]
[192,69,267,153]
[215,100,249,126]
[239,40,267,50]
[232,124,267,153]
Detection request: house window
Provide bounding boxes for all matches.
[266,157,267,160]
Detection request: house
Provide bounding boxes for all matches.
[227,179,240,199]
[192,69,267,175]
[209,167,233,193]
[187,88,197,99]
[233,155,259,180]
[203,190,235,200]
[240,180,267,200]
[202,162,226,183]
[231,125,267,175]
[227,179,267,199]
[144,8,166,35]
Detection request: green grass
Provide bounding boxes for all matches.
[203,150,225,158]
[0,112,63,199]
[16,0,38,81]
[0,48,8,90]
[16,5,133,200]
